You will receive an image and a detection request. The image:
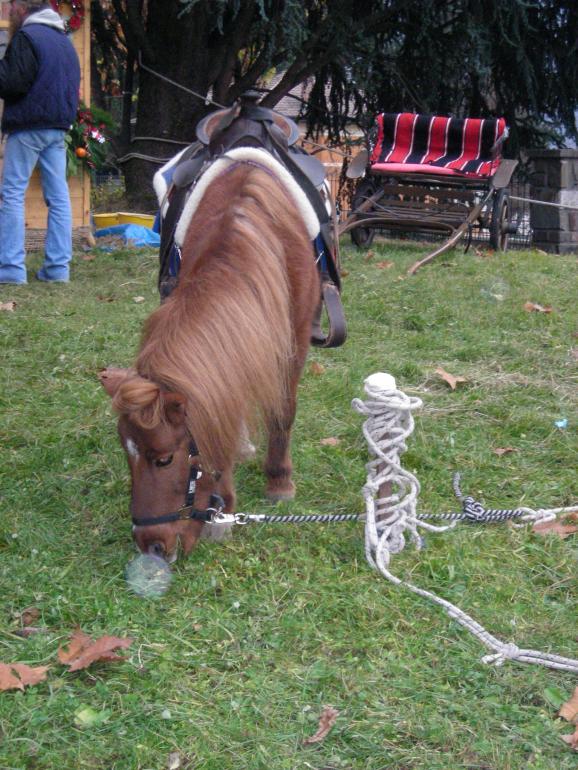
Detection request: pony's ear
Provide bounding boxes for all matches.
[164,392,186,425]
[99,367,131,398]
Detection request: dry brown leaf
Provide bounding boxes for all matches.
[524,301,553,313]
[133,296,145,303]
[81,253,96,261]
[0,301,16,312]
[18,606,40,626]
[435,366,467,390]
[493,447,517,457]
[560,686,578,722]
[364,250,375,262]
[303,705,339,744]
[310,361,326,376]
[14,627,48,638]
[320,437,340,447]
[561,726,578,750]
[376,260,393,269]
[58,629,133,672]
[533,516,578,539]
[340,269,350,277]
[0,662,49,691]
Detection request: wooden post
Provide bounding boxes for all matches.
[364,372,396,522]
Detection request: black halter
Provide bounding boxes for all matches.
[131,441,224,528]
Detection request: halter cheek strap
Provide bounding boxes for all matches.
[131,440,225,528]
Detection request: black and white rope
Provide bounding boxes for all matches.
[239,512,362,524]
[352,372,578,674]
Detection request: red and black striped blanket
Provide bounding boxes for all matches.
[370,113,507,179]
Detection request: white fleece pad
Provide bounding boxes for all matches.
[153,147,186,216]
[164,147,321,248]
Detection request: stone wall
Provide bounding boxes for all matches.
[529,149,578,254]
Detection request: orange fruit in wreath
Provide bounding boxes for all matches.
[75,147,88,158]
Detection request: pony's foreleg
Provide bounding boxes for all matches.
[264,390,298,502]
[216,464,236,513]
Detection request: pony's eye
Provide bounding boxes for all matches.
[154,455,174,468]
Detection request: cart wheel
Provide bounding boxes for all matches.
[489,189,511,251]
[350,179,376,248]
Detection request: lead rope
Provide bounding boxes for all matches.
[351,372,578,673]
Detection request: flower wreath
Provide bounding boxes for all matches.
[49,0,85,33]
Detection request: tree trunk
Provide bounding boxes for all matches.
[122,1,213,209]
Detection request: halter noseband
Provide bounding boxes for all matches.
[131,440,224,529]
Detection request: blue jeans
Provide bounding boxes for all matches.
[0,129,72,283]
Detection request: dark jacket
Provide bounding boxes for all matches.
[0,22,80,134]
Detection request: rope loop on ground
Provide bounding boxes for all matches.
[354,372,578,674]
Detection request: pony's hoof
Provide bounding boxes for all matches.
[266,487,296,503]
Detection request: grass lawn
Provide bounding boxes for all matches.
[0,240,576,770]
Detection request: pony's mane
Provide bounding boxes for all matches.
[116,163,312,470]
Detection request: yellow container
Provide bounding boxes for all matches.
[118,212,156,228]
[93,212,119,229]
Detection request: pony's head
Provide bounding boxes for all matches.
[99,367,215,561]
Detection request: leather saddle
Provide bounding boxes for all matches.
[158,91,346,348]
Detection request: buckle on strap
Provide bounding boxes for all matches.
[132,493,225,528]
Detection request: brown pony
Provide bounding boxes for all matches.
[99,162,320,560]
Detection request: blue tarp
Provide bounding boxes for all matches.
[95,223,161,247]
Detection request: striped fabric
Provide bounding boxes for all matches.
[370,112,507,178]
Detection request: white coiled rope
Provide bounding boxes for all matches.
[352,372,578,673]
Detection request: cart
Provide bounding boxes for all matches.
[340,112,518,273]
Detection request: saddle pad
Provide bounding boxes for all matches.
[370,112,507,178]
[154,147,321,249]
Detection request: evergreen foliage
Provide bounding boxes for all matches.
[91,0,578,200]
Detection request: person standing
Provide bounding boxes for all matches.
[0,0,80,284]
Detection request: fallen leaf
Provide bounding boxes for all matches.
[493,447,517,456]
[18,606,40,626]
[81,253,96,261]
[74,705,112,729]
[320,437,340,446]
[14,627,48,638]
[561,726,578,750]
[543,685,567,710]
[0,301,16,312]
[303,705,339,744]
[133,296,145,303]
[435,366,467,390]
[97,295,115,302]
[340,269,349,277]
[376,260,393,269]
[364,250,375,262]
[58,629,133,672]
[524,301,553,313]
[310,361,326,376]
[571,348,578,361]
[560,686,578,721]
[533,515,578,539]
[168,752,182,770]
[0,662,49,691]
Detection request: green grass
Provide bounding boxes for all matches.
[0,242,576,770]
